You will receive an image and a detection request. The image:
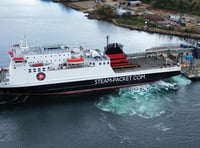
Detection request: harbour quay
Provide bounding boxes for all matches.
[145,42,200,79]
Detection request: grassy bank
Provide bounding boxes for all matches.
[112,18,200,39]
[114,16,145,27]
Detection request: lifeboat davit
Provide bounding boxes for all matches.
[67,58,84,64]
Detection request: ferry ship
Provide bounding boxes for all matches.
[0,38,181,98]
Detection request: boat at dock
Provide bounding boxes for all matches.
[0,38,181,98]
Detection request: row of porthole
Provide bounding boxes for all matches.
[28,61,110,73]
[99,62,110,65]
[89,62,110,66]
[26,54,69,59]
[28,67,46,73]
[29,59,66,63]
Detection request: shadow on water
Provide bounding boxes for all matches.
[0,89,118,111]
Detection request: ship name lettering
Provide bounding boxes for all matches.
[94,74,145,85]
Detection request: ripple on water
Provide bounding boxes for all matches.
[153,122,171,132]
[0,130,7,142]
[96,75,191,118]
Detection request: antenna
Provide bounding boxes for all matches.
[106,35,109,47]
[19,35,29,49]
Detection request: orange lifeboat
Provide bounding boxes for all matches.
[13,57,24,61]
[32,63,43,67]
[67,58,84,64]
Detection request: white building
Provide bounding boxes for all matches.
[169,15,180,22]
[127,1,142,7]
[116,8,134,16]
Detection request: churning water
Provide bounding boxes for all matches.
[96,75,191,118]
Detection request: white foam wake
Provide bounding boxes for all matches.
[96,75,191,118]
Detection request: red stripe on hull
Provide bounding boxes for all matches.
[0,82,151,96]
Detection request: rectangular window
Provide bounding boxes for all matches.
[15,61,23,63]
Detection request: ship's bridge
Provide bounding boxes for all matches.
[9,41,111,71]
[83,49,110,67]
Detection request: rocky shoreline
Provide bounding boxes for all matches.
[53,0,200,40]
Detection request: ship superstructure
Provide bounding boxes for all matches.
[0,39,181,97]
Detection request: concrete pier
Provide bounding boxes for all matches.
[145,45,200,79]
[181,59,200,78]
